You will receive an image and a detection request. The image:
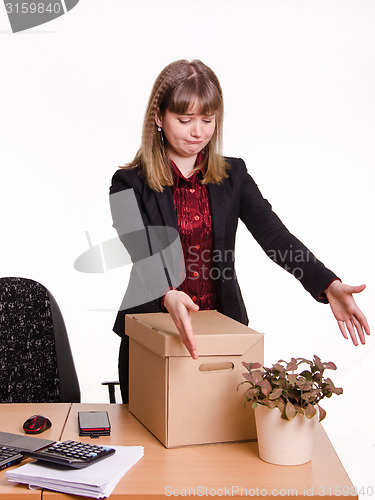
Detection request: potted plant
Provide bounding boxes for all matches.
[240,355,343,465]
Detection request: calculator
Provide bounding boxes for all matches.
[24,440,116,468]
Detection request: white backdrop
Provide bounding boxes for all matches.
[1,0,374,492]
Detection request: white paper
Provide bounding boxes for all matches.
[6,445,144,499]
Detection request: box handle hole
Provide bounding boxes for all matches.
[199,362,234,373]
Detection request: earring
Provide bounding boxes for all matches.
[158,126,164,145]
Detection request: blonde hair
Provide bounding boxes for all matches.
[126,59,228,192]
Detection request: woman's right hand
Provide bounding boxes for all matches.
[163,290,200,359]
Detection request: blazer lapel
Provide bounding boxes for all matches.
[208,182,226,254]
[154,187,179,230]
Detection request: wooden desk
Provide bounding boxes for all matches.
[0,403,71,499]
[41,403,358,500]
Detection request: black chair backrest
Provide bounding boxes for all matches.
[0,277,80,403]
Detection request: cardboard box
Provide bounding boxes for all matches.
[126,310,264,448]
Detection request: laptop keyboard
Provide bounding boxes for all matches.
[0,446,23,470]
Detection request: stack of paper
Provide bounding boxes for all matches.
[6,445,144,499]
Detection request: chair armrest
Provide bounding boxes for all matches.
[101,381,120,403]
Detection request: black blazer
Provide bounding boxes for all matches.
[110,157,338,336]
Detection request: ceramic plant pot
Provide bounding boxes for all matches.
[254,404,318,465]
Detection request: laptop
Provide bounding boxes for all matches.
[0,431,55,470]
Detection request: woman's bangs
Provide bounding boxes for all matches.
[168,78,221,116]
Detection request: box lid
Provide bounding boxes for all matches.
[125,310,264,357]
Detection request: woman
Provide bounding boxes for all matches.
[110,59,370,402]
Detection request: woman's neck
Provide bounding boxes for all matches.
[168,152,198,178]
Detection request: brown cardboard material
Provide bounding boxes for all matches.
[126,310,264,448]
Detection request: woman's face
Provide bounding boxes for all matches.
[156,101,216,161]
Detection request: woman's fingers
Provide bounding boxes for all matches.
[164,290,199,359]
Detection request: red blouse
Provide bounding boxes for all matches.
[170,160,218,311]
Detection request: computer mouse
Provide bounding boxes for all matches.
[23,415,52,434]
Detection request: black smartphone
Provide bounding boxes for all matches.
[78,411,111,437]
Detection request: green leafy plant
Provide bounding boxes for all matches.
[240,355,343,422]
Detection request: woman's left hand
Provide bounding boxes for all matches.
[325,280,370,346]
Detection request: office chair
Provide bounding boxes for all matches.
[0,277,80,403]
